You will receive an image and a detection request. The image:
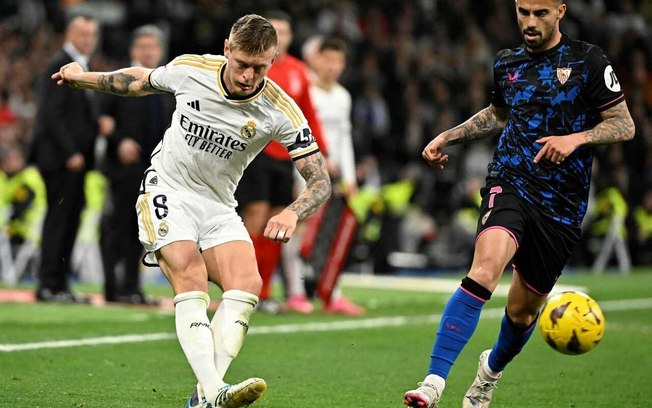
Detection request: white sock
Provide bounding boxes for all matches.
[174,291,224,402]
[424,374,446,392]
[212,289,258,379]
[483,353,502,379]
[282,235,307,297]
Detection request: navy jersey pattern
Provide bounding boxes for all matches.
[489,34,624,227]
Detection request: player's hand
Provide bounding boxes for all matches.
[534,134,582,165]
[422,135,449,170]
[52,62,83,86]
[264,209,299,243]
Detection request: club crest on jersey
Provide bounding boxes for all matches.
[240,120,257,139]
[556,67,572,85]
[158,221,169,237]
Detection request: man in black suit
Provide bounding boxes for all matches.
[31,14,100,302]
[99,25,175,304]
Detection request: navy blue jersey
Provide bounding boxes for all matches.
[489,34,624,227]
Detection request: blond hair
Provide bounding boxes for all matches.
[229,14,278,55]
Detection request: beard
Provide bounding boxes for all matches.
[522,29,552,50]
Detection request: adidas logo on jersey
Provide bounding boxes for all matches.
[187,100,201,111]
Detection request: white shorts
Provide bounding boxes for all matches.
[136,185,252,266]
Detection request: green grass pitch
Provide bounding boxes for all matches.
[1,270,650,407]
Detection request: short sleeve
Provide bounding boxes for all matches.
[266,80,321,160]
[584,46,625,111]
[276,120,320,161]
[490,51,507,108]
[149,56,192,93]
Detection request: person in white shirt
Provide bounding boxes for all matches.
[283,37,365,316]
[51,14,331,408]
[310,38,357,199]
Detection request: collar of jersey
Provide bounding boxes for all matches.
[525,32,569,59]
[218,63,266,103]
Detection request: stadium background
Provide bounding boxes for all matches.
[0,0,651,282]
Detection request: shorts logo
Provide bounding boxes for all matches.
[148,175,158,185]
[481,210,492,226]
[240,120,257,139]
[556,67,572,85]
[158,221,169,237]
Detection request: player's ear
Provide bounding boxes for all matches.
[558,3,567,20]
[224,39,230,58]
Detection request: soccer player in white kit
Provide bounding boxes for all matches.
[51,14,331,408]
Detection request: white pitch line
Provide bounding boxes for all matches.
[1,298,650,353]
[0,333,176,352]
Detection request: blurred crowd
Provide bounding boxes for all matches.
[0,0,651,282]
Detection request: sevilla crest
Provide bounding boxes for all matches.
[557,67,572,85]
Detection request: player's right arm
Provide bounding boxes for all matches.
[52,62,162,96]
[422,104,508,169]
[263,152,331,243]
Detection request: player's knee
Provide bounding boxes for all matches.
[248,273,263,294]
[506,305,539,328]
[226,271,262,295]
[467,266,502,291]
[170,272,210,294]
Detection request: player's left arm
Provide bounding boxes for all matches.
[581,101,636,145]
[263,152,331,243]
[534,101,635,165]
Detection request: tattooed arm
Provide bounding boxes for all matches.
[422,104,508,169]
[289,152,332,219]
[51,62,162,96]
[583,101,635,144]
[442,104,509,146]
[534,101,635,165]
[263,152,331,243]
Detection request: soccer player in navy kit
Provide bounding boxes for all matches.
[404,1,635,407]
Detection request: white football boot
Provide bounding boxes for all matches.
[404,374,444,408]
[214,377,267,408]
[462,349,502,408]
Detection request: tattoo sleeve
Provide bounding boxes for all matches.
[74,67,161,96]
[98,73,139,96]
[288,153,332,220]
[445,104,508,146]
[582,101,635,145]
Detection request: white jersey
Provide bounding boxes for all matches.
[309,82,356,186]
[147,54,319,208]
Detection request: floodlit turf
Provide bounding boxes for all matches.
[1,270,650,407]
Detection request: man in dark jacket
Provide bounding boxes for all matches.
[31,14,100,302]
[99,25,175,304]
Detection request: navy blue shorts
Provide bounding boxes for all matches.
[475,180,581,295]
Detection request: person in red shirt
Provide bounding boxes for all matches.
[236,10,329,314]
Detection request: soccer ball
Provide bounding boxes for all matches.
[538,291,605,355]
